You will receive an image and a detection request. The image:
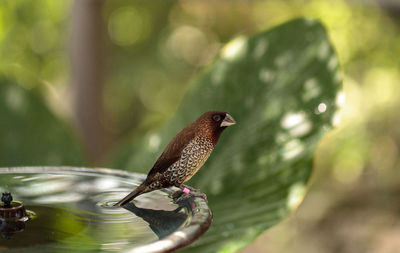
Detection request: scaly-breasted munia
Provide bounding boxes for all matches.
[114,111,236,206]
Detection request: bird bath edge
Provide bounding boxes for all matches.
[0,166,212,253]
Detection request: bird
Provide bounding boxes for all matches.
[114,111,236,207]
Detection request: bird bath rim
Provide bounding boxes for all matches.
[0,166,213,253]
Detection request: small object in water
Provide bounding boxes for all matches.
[114,111,236,206]
[0,192,33,240]
[1,192,13,208]
[0,192,31,221]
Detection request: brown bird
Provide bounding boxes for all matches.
[114,111,236,206]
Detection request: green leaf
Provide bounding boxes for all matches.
[114,18,341,252]
[0,76,84,166]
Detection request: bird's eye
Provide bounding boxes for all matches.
[212,114,221,122]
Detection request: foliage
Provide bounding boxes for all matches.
[114,18,341,252]
[0,11,341,251]
[0,76,83,166]
[7,0,400,251]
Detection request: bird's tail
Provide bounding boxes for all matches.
[114,182,148,207]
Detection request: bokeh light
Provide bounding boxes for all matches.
[107,6,151,47]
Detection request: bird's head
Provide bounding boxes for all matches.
[196,111,236,135]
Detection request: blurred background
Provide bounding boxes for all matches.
[0,0,399,252]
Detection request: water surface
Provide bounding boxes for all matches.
[0,167,207,252]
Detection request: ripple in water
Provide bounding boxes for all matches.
[0,168,191,252]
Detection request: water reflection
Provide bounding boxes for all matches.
[0,220,25,240]
[0,205,87,248]
[0,167,211,252]
[123,197,192,239]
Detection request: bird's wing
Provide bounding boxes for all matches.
[147,127,196,179]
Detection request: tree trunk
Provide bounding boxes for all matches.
[70,0,110,165]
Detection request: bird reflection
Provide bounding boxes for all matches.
[123,196,194,239]
[0,220,25,240]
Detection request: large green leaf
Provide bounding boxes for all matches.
[0,76,84,166]
[114,18,341,252]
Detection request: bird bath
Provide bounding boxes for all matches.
[0,167,212,252]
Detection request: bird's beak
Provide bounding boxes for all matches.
[220,113,236,127]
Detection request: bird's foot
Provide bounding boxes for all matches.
[171,186,207,203]
[172,191,187,203]
[171,190,185,201]
[181,185,207,201]
[188,191,207,201]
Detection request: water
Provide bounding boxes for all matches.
[0,167,210,252]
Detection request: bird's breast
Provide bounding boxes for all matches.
[165,136,214,185]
